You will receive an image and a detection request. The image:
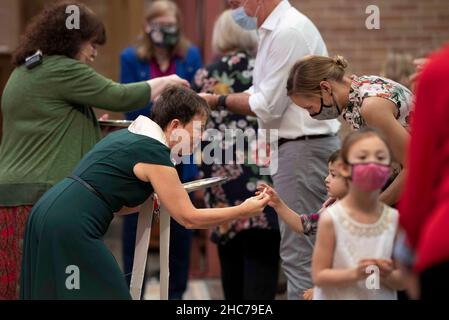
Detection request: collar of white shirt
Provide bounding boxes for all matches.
[128,115,169,148]
[260,0,291,31]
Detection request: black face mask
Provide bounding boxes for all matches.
[309,90,342,120]
[149,26,179,49]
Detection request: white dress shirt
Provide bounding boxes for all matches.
[247,0,340,139]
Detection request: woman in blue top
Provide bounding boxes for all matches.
[119,0,202,300]
[120,1,202,120]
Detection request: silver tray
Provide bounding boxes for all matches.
[182,176,229,193]
[98,120,133,128]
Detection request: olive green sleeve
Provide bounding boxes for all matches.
[54,58,151,112]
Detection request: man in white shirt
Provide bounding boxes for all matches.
[202,0,340,299]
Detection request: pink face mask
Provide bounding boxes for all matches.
[350,163,390,192]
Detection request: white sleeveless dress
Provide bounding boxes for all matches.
[313,202,399,300]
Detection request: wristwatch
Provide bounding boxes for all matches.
[217,95,228,111]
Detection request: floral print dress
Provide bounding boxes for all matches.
[192,51,279,245]
[343,75,414,131]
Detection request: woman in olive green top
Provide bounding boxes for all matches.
[0,2,188,299]
[20,86,270,299]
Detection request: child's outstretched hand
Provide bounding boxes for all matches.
[256,183,282,209]
[240,192,270,217]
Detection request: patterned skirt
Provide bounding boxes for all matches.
[0,205,33,300]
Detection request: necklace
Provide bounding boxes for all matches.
[337,203,392,237]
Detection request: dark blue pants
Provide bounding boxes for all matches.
[122,213,193,300]
[217,229,280,300]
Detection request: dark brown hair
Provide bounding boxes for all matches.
[287,55,348,97]
[12,1,106,67]
[340,128,392,165]
[150,86,210,129]
[136,0,190,60]
[328,150,341,165]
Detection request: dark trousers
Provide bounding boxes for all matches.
[217,229,280,300]
[420,260,449,300]
[122,213,193,300]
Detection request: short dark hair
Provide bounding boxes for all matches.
[150,86,210,129]
[328,150,341,164]
[12,2,106,67]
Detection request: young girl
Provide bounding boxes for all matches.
[258,151,348,237]
[312,128,406,300]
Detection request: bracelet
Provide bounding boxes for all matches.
[217,95,228,110]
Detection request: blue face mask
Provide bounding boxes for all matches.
[231,6,257,30]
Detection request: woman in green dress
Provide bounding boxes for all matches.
[0,2,188,299]
[20,86,270,300]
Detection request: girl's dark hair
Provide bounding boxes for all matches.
[340,128,392,165]
[328,150,341,164]
[12,2,106,67]
[150,86,210,129]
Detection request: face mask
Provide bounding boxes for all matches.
[231,7,257,30]
[311,93,341,120]
[350,162,390,192]
[231,1,260,31]
[149,25,179,48]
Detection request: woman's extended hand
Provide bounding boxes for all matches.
[240,192,270,217]
[148,75,190,101]
[163,74,190,88]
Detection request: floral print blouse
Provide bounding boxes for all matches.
[192,51,279,245]
[343,75,414,131]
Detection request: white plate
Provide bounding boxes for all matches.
[182,176,229,192]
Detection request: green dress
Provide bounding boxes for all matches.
[20,129,174,300]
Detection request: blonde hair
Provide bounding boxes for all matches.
[381,52,414,88]
[136,0,190,60]
[211,10,258,55]
[287,55,349,96]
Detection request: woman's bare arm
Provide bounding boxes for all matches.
[361,97,410,205]
[133,163,269,229]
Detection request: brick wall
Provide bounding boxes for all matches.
[290,0,449,75]
[2,1,448,86]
